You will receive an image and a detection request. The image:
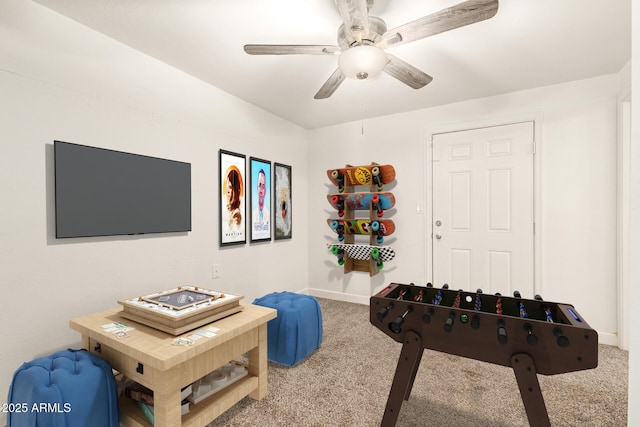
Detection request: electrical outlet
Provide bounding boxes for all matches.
[212,264,221,279]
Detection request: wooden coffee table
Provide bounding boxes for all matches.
[69,303,276,427]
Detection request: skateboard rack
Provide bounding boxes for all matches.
[327,162,396,276]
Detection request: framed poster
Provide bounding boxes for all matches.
[274,162,292,240]
[250,157,272,242]
[219,150,246,246]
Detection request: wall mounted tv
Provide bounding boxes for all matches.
[54,140,191,238]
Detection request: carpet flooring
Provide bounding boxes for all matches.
[209,298,628,427]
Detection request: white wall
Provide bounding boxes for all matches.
[0,1,309,418]
[1,0,636,424]
[308,74,621,346]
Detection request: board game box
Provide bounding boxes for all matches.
[118,286,243,335]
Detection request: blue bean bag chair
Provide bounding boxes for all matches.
[7,349,119,427]
[253,292,323,366]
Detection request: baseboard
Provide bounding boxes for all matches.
[597,331,618,347]
[298,288,369,305]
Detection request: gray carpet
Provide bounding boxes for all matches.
[210,298,628,426]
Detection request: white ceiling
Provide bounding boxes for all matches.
[33,0,631,129]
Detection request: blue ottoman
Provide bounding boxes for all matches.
[253,292,323,366]
[7,349,119,427]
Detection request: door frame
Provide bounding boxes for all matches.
[618,97,631,350]
[424,113,543,296]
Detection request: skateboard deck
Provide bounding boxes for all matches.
[328,219,395,237]
[327,243,396,262]
[327,192,395,217]
[327,164,395,191]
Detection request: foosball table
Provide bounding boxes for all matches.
[370,283,598,427]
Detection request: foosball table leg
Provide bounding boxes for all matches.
[381,330,424,427]
[510,353,551,427]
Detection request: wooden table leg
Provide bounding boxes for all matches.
[381,330,423,427]
[511,353,551,427]
[152,386,182,427]
[248,323,268,400]
[80,334,90,350]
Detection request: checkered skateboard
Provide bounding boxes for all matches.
[327,243,396,262]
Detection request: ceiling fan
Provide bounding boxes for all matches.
[244,0,499,99]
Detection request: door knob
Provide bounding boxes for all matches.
[435,233,442,240]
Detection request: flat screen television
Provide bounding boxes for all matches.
[54,140,191,238]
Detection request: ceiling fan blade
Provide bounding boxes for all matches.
[244,44,340,55]
[383,54,433,89]
[336,0,370,43]
[378,0,499,48]
[314,69,346,99]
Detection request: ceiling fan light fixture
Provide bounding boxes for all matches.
[338,45,387,80]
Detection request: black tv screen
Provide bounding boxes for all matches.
[54,140,191,238]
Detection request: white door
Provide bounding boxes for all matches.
[431,122,535,297]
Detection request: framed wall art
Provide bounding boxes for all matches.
[249,157,272,242]
[219,149,246,246]
[274,162,292,240]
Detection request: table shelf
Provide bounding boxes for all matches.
[119,375,258,427]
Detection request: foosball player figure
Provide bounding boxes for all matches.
[535,295,555,323]
[519,302,528,318]
[514,291,526,318]
[451,291,462,308]
[413,290,424,302]
[474,289,482,312]
[396,289,407,300]
[432,290,443,305]
[495,296,503,315]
